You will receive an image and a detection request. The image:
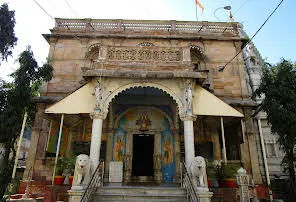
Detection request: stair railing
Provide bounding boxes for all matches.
[180,162,199,202]
[80,160,104,202]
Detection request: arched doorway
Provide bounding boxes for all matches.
[108,87,180,184]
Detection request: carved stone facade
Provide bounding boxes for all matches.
[25,19,268,193]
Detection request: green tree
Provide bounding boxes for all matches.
[0,47,53,199]
[255,59,296,201]
[0,3,17,62]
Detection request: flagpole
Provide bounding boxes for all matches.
[195,0,198,21]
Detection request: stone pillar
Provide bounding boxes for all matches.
[154,132,162,183]
[89,110,107,172]
[124,132,133,182]
[172,129,181,183]
[105,105,114,181]
[105,129,113,181]
[181,114,196,167]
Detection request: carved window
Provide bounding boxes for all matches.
[250,57,256,65]
[265,143,277,158]
[190,46,204,71]
[85,43,100,60]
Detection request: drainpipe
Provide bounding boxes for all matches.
[257,118,273,201]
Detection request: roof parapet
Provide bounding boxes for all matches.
[53,18,243,37]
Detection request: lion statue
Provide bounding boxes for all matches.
[189,156,208,188]
[72,154,90,189]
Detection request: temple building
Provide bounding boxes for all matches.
[22,18,275,200]
[243,42,286,188]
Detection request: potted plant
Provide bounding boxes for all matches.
[213,160,225,187]
[214,161,240,188]
[222,164,240,188]
[54,157,67,185]
[65,154,76,186]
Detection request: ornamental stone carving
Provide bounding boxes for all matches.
[124,154,132,170]
[90,110,108,120]
[183,82,193,115]
[245,43,256,58]
[85,43,100,59]
[72,154,91,190]
[138,42,154,47]
[93,82,111,113]
[189,156,208,189]
[107,47,182,62]
[179,113,197,122]
[94,84,105,109]
[153,154,161,170]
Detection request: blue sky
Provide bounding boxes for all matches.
[1,0,295,80]
[167,0,295,63]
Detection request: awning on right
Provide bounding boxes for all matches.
[193,85,244,117]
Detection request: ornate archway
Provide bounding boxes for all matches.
[102,81,185,117]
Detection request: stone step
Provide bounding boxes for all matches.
[93,186,187,202]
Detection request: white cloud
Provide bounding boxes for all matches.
[0,0,182,80]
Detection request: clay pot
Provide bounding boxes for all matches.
[54,176,65,185]
[69,176,73,186]
[219,179,236,188]
[10,194,23,199]
[207,179,211,187]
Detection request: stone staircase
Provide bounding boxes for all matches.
[93,185,187,202]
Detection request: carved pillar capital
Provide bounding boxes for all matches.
[90,108,108,120]
[180,113,197,122]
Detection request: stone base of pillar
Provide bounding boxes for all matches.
[154,169,162,183]
[124,170,131,182]
[196,190,213,202]
[68,190,84,202]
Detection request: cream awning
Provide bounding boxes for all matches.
[45,81,243,117]
[193,85,244,117]
[45,82,96,114]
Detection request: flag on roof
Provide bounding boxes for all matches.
[195,0,204,13]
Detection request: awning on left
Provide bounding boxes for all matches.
[45,82,95,114]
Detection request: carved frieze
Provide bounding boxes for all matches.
[107,47,182,62]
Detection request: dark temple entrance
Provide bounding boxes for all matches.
[132,134,154,177]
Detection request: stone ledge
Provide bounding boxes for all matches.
[43,32,247,43]
[82,69,208,80]
[223,98,257,107]
[32,96,63,104]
